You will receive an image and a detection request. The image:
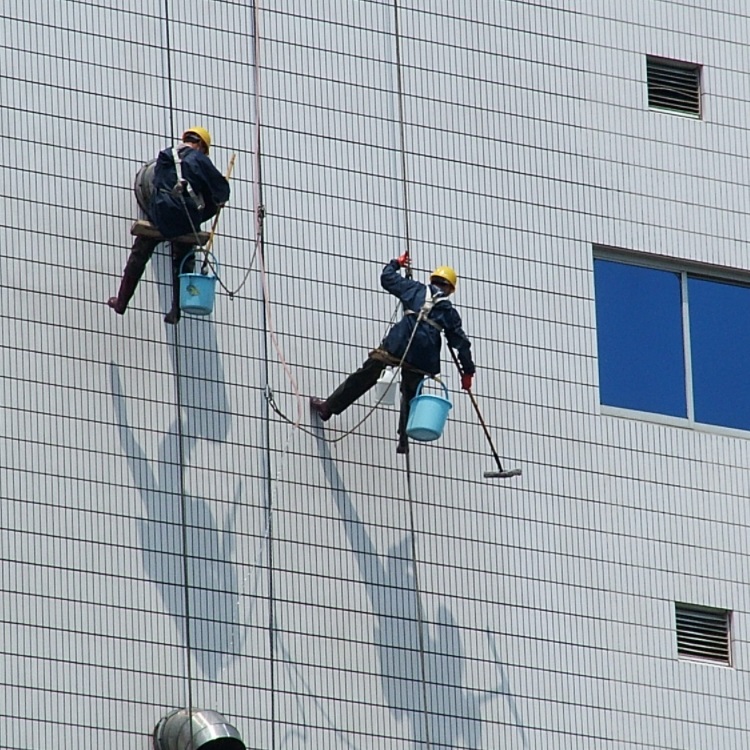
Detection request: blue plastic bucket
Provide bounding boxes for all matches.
[406,378,452,442]
[179,252,218,316]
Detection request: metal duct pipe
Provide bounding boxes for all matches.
[153,708,246,750]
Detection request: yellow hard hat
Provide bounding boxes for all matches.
[182,126,212,154]
[430,265,457,290]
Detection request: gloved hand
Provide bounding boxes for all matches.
[396,252,410,268]
[461,373,474,391]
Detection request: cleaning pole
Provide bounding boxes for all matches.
[449,347,521,480]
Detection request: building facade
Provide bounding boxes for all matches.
[2,1,749,747]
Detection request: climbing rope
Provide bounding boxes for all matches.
[241,1,284,744]
[172,2,265,303]
[242,0,424,440]
[392,3,432,745]
[234,2,435,745]
[393,0,413,280]
[162,3,196,735]
[404,451,432,750]
[264,295,440,443]
[203,0,268,302]
[178,152,263,301]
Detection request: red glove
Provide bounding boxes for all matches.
[396,252,410,268]
[461,373,473,391]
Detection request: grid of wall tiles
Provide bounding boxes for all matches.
[3,0,750,747]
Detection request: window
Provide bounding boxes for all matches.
[593,253,750,432]
[675,603,731,666]
[646,56,702,117]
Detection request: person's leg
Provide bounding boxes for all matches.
[397,369,424,453]
[164,242,196,325]
[108,236,158,314]
[311,357,385,421]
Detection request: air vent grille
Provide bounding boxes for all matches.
[675,603,730,665]
[647,58,701,117]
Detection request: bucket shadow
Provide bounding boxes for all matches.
[314,430,526,747]
[110,348,242,678]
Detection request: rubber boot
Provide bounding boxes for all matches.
[108,236,155,315]
[310,397,333,421]
[164,303,181,326]
[107,268,141,315]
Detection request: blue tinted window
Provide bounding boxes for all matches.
[689,277,750,430]
[594,259,687,417]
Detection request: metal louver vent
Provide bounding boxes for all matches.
[675,603,730,665]
[647,57,701,117]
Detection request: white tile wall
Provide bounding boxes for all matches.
[3,0,750,747]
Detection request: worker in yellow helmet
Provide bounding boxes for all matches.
[182,126,212,154]
[311,255,476,454]
[108,126,229,324]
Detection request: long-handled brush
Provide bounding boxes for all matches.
[200,153,237,273]
[449,348,522,480]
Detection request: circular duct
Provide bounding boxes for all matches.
[153,708,246,750]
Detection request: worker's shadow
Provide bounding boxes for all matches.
[314,430,528,748]
[110,333,241,678]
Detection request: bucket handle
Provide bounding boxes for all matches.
[179,250,219,276]
[414,376,451,402]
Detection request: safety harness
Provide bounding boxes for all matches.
[405,287,449,331]
[170,145,205,211]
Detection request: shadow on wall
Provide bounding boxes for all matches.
[315,429,528,748]
[109,317,242,679]
[153,245,230,437]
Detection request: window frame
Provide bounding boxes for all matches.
[594,248,750,438]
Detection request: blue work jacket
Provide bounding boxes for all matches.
[380,259,476,376]
[147,145,230,239]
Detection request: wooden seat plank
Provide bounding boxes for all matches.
[130,219,210,245]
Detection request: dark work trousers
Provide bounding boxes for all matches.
[122,236,195,313]
[326,350,426,439]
